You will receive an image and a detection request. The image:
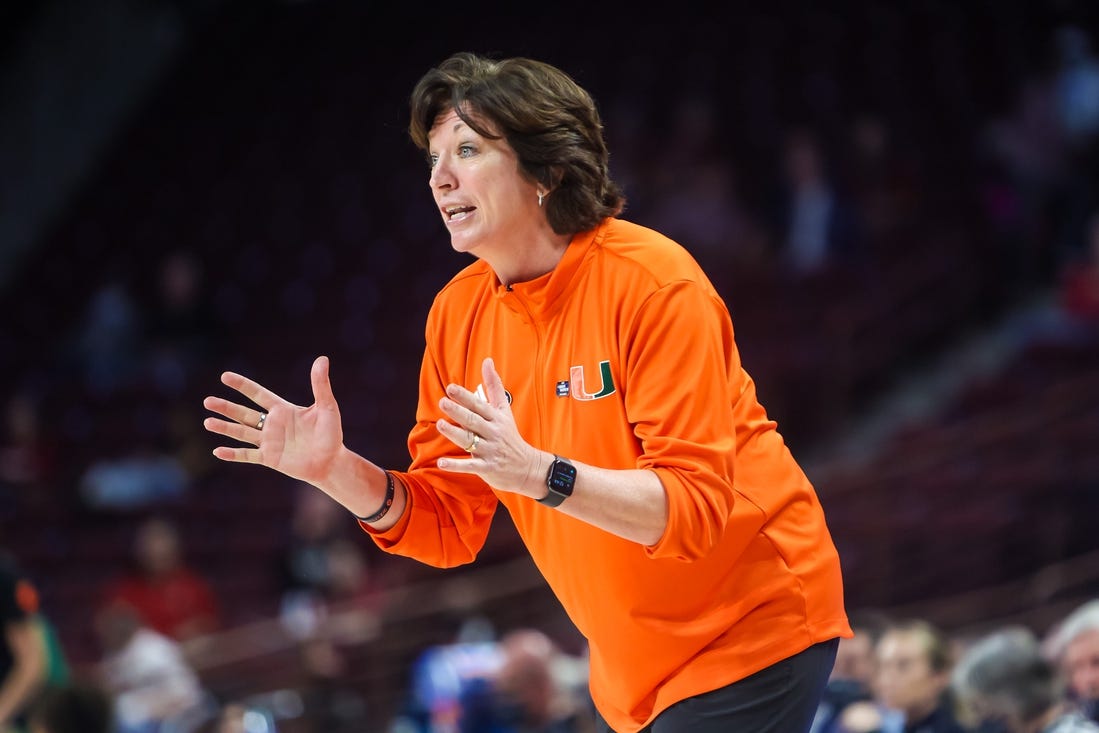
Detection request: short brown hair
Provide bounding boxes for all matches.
[884,618,954,673]
[408,52,625,235]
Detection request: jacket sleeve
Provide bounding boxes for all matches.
[359,311,498,569]
[623,280,768,561]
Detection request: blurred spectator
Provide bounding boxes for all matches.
[26,680,114,733]
[873,619,967,733]
[68,277,144,397]
[644,95,769,272]
[982,68,1069,270]
[645,158,769,273]
[953,626,1099,733]
[276,483,400,642]
[1012,209,1099,349]
[1045,599,1099,723]
[277,484,358,639]
[812,609,892,733]
[143,250,224,397]
[278,483,352,602]
[1049,24,1099,267]
[78,438,189,512]
[1059,212,1099,327]
[213,701,250,733]
[91,600,211,733]
[984,71,1067,209]
[458,628,595,733]
[845,114,921,255]
[213,700,278,733]
[212,691,308,733]
[318,537,393,647]
[1,550,50,732]
[837,618,965,733]
[771,126,863,277]
[0,390,57,505]
[293,634,369,733]
[281,539,384,732]
[1053,25,1099,150]
[100,516,222,642]
[275,490,387,731]
[323,538,378,606]
[982,53,1097,271]
[390,608,502,733]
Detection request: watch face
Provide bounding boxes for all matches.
[548,460,577,493]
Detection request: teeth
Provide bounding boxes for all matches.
[445,206,473,219]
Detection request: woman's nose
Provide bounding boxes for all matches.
[430,157,455,190]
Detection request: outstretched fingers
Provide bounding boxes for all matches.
[436,418,475,453]
[481,357,510,411]
[204,370,288,463]
[202,395,266,429]
[211,445,263,464]
[220,370,283,412]
[203,413,261,446]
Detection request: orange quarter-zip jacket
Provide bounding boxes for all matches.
[365,217,852,732]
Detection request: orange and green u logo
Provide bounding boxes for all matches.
[569,360,615,401]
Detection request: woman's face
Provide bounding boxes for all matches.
[427,107,541,260]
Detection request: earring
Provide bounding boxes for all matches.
[538,191,544,207]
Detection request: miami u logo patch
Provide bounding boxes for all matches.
[569,360,616,401]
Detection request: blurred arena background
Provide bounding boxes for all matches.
[1,0,1098,731]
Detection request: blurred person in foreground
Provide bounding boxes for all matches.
[953,626,1099,733]
[204,51,851,732]
[25,681,113,733]
[0,551,69,733]
[1044,599,1099,723]
[1,550,46,733]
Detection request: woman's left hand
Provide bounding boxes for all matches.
[435,357,544,497]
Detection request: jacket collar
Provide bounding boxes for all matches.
[493,219,607,320]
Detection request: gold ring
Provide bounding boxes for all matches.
[256,413,268,430]
[465,434,480,454]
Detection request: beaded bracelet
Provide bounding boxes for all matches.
[355,470,395,523]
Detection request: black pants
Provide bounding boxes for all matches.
[596,638,840,733]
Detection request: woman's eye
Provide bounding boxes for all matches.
[458,145,475,158]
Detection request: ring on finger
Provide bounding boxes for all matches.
[256,412,268,431]
[465,433,480,454]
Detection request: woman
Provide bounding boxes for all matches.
[203,51,851,732]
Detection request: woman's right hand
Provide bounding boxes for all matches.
[203,355,344,486]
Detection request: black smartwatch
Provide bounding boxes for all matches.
[539,454,576,508]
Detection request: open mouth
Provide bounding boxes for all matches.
[445,205,475,223]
